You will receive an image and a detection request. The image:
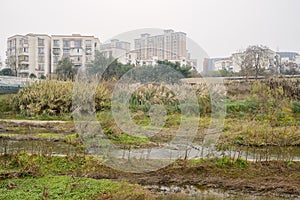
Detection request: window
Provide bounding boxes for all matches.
[63,49,70,55]
[19,39,28,46]
[19,48,28,53]
[53,56,60,63]
[38,56,44,62]
[63,40,70,48]
[38,47,44,54]
[38,64,44,71]
[53,40,60,47]
[74,40,82,47]
[38,38,44,46]
[85,40,92,47]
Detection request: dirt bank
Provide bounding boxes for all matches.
[84,159,300,198]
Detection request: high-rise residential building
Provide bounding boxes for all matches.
[6,34,51,78]
[134,29,188,66]
[51,34,100,73]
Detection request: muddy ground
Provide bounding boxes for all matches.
[81,159,300,198]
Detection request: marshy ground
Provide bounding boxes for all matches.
[0,78,299,199]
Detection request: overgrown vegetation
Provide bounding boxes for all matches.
[0,175,154,200]
[11,80,110,116]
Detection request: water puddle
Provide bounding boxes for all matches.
[145,185,299,199]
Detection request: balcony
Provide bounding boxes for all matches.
[18,55,29,62]
[52,48,61,55]
[20,43,29,48]
[70,48,83,55]
[19,64,29,70]
[70,56,82,64]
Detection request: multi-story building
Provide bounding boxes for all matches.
[6,34,51,78]
[214,57,234,71]
[134,29,190,66]
[100,39,136,65]
[231,48,277,73]
[51,34,100,73]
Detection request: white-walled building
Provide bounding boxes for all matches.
[51,34,100,73]
[134,29,196,66]
[231,48,277,73]
[100,39,135,65]
[134,30,187,61]
[214,57,234,71]
[6,34,51,78]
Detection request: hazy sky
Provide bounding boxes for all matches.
[1,0,300,64]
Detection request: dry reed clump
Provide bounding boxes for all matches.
[129,84,179,107]
[12,80,110,116]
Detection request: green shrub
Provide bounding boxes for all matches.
[292,101,300,113]
[0,94,13,112]
[226,99,259,114]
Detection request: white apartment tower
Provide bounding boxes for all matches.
[6,34,51,78]
[51,34,100,73]
[134,29,187,65]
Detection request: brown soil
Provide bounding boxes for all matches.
[83,160,300,198]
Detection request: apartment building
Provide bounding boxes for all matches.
[134,29,188,66]
[100,39,135,64]
[6,34,51,78]
[51,34,100,73]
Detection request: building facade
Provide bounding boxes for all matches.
[51,34,100,73]
[100,39,136,65]
[6,34,51,78]
[214,57,234,71]
[134,29,190,66]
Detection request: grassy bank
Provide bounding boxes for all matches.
[0,175,154,200]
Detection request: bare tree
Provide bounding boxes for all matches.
[240,45,271,79]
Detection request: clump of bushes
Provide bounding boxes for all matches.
[12,80,110,116]
[128,83,214,115]
[0,94,14,113]
[292,101,300,114]
[129,84,179,112]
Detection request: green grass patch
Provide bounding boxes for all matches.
[0,175,152,200]
[111,134,149,146]
[37,133,65,140]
